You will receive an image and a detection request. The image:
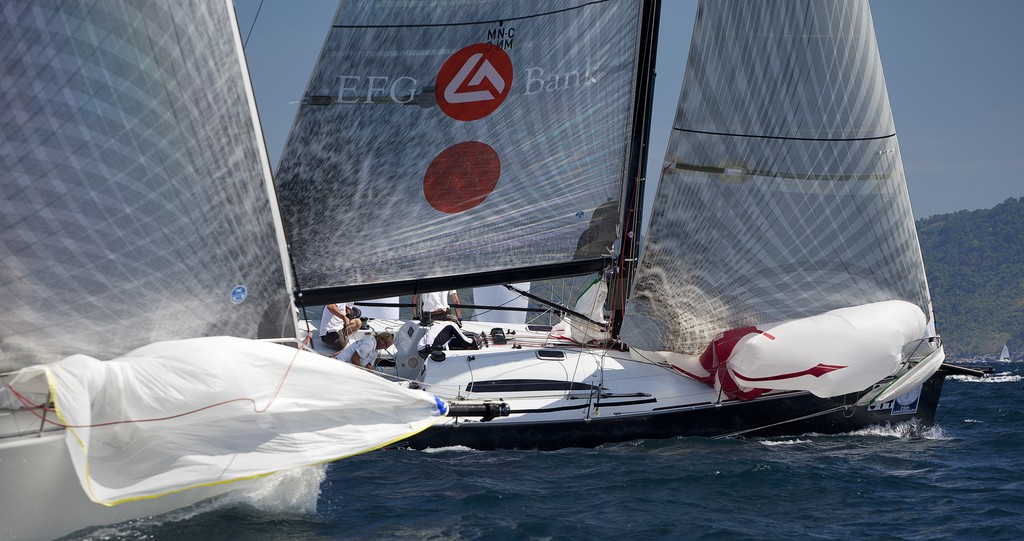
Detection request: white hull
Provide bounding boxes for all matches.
[328,317,944,448]
[0,410,243,540]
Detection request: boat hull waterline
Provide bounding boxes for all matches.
[403,374,946,450]
[321,319,947,451]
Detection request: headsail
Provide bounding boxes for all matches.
[0,0,294,371]
[621,0,935,359]
[274,1,652,304]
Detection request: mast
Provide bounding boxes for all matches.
[610,0,661,338]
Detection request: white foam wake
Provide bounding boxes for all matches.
[949,372,1021,383]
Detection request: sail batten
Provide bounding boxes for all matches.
[621,0,933,356]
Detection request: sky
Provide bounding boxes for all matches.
[233,0,1024,221]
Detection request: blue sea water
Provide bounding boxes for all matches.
[68,362,1023,541]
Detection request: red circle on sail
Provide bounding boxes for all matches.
[423,142,500,213]
[435,44,513,121]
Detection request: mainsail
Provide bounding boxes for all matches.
[274,1,650,304]
[621,0,934,358]
[0,0,294,371]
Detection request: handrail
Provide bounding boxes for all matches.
[903,336,942,364]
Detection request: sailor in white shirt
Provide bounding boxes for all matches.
[319,302,361,350]
[417,321,476,359]
[412,290,461,324]
[336,332,394,370]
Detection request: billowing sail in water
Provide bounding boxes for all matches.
[2,337,445,505]
[274,1,647,304]
[620,0,939,397]
[0,0,295,372]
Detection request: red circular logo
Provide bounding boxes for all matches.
[435,44,513,121]
[423,142,501,213]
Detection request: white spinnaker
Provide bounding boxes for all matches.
[724,301,927,398]
[1,337,445,505]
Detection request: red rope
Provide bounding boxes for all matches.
[2,334,313,429]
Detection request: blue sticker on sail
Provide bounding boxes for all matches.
[890,386,921,416]
[230,285,247,305]
[575,211,585,220]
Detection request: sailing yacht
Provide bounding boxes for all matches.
[274,0,975,450]
[0,0,984,538]
[999,344,1012,362]
[0,1,449,538]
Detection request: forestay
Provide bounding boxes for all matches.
[0,337,446,505]
[275,0,646,303]
[621,0,935,356]
[0,1,293,371]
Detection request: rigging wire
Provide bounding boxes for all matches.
[568,284,607,419]
[712,404,851,440]
[934,372,989,425]
[242,0,265,49]
[469,291,528,320]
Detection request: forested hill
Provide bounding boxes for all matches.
[916,197,1024,359]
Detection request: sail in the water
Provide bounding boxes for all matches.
[620,0,940,396]
[274,1,649,305]
[0,0,295,371]
[2,336,445,505]
[999,344,1011,361]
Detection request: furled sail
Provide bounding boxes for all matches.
[0,0,293,371]
[621,1,936,376]
[274,1,648,304]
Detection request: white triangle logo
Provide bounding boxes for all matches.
[443,53,507,104]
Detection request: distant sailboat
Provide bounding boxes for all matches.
[999,344,1012,362]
